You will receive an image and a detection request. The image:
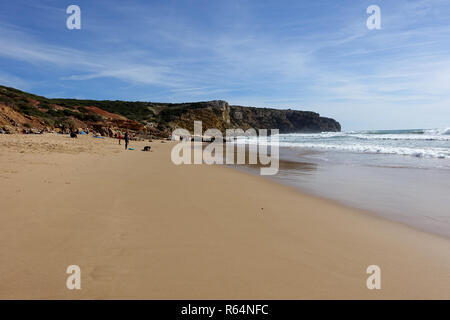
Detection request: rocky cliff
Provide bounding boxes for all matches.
[230,105,340,133]
[0,85,340,137]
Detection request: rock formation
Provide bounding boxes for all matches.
[0,85,341,137]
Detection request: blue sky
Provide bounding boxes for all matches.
[0,0,449,130]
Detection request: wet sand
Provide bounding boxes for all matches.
[245,146,450,238]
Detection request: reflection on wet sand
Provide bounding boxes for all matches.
[238,146,450,238]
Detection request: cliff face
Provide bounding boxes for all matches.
[230,106,341,133]
[0,85,341,136]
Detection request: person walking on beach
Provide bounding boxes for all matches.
[124,131,129,150]
[118,132,122,145]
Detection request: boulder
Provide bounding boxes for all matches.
[2,125,17,134]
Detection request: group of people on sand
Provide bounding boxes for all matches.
[64,128,133,150]
[117,131,130,150]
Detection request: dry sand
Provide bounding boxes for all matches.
[0,133,449,299]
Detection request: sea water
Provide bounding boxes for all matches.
[277,128,450,161]
[243,128,450,237]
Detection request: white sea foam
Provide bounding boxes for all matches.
[278,142,450,159]
[243,128,450,159]
[275,129,450,141]
[424,128,450,135]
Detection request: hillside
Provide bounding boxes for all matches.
[0,85,341,137]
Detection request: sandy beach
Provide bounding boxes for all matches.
[0,133,449,299]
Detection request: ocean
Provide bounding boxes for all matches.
[242,128,450,237]
[278,128,450,161]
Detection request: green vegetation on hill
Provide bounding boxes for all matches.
[0,85,341,136]
[50,99,156,121]
[0,86,104,127]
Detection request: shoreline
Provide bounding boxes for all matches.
[235,145,450,239]
[1,134,449,299]
[234,160,450,241]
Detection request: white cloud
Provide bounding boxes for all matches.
[0,0,449,130]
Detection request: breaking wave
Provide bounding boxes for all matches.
[249,128,450,160]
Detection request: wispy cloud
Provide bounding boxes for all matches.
[0,71,28,89]
[0,0,449,129]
